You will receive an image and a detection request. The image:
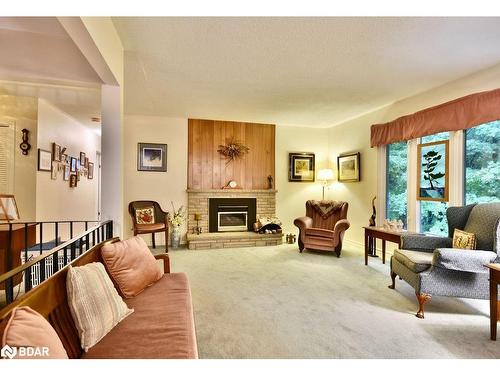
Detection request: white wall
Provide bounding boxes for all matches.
[327,62,500,251]
[275,126,330,234]
[0,94,38,221]
[123,115,188,245]
[36,99,100,224]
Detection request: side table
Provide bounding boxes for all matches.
[363,226,410,266]
[486,263,500,340]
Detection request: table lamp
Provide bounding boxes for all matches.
[317,169,334,200]
[0,194,20,223]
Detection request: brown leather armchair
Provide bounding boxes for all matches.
[294,200,350,257]
[128,201,169,252]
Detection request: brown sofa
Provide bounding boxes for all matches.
[294,200,350,257]
[0,238,198,359]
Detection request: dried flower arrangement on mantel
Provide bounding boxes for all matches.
[217,137,250,164]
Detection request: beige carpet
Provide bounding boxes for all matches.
[161,243,499,359]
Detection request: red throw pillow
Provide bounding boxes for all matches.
[0,306,68,359]
[101,236,163,298]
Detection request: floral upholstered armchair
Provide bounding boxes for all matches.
[294,200,350,257]
[389,202,500,318]
[128,201,169,252]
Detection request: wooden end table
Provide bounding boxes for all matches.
[363,226,411,266]
[486,263,500,340]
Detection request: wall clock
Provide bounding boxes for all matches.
[19,128,31,155]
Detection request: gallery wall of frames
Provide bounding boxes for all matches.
[37,142,94,188]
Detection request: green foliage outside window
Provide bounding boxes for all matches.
[465,120,500,205]
[386,141,408,226]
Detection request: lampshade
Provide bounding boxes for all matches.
[317,169,334,181]
[0,194,20,222]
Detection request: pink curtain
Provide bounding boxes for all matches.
[370,88,500,147]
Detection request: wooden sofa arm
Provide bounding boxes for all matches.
[154,254,170,274]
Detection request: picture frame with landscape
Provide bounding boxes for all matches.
[288,152,315,182]
[337,152,360,182]
[137,143,167,172]
[417,140,449,202]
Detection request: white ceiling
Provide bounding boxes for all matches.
[0,17,102,130]
[113,17,500,127]
[0,17,102,86]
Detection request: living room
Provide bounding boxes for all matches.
[1,1,500,372]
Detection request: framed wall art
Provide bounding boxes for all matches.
[52,143,61,162]
[288,152,315,182]
[88,162,94,179]
[51,161,58,180]
[137,143,167,172]
[38,149,52,171]
[69,174,77,188]
[70,157,77,172]
[337,152,360,182]
[417,140,449,202]
[64,165,70,181]
[80,152,86,165]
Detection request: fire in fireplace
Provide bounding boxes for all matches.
[209,198,257,233]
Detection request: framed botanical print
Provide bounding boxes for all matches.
[80,152,86,165]
[69,174,77,188]
[137,143,167,172]
[51,161,58,180]
[417,140,449,201]
[38,149,52,171]
[64,165,70,181]
[288,152,315,182]
[337,152,360,182]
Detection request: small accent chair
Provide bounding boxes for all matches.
[389,202,500,318]
[294,200,350,257]
[128,201,169,252]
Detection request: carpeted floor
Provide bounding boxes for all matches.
[160,243,500,359]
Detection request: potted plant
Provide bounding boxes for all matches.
[169,202,186,248]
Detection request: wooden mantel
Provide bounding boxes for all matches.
[188,119,275,190]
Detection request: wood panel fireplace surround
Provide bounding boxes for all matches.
[186,119,282,250]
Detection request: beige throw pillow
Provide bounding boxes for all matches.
[66,262,133,351]
[453,229,476,250]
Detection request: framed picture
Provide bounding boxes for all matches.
[51,161,58,180]
[88,162,94,179]
[84,156,89,169]
[137,143,167,172]
[64,165,70,181]
[337,152,361,182]
[70,157,77,172]
[69,174,77,188]
[288,152,315,182]
[38,149,52,171]
[76,159,81,171]
[52,143,61,162]
[417,140,449,202]
[80,152,86,165]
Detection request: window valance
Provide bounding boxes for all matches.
[370,88,500,147]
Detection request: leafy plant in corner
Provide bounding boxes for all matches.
[422,150,444,189]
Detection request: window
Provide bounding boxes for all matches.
[465,120,500,204]
[386,141,408,227]
[419,132,449,235]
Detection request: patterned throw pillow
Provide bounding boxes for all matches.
[135,207,155,224]
[453,229,476,250]
[66,262,134,351]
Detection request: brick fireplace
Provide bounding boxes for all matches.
[186,189,281,249]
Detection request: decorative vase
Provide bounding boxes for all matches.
[171,227,181,248]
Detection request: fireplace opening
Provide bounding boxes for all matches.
[209,198,256,233]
